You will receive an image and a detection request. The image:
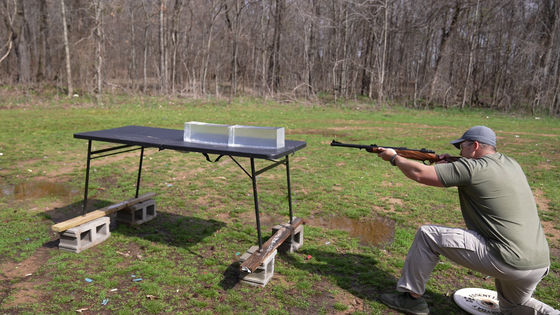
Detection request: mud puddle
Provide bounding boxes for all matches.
[0,180,80,201]
[306,215,395,246]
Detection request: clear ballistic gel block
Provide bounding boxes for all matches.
[230,125,285,149]
[183,121,285,149]
[183,122,231,145]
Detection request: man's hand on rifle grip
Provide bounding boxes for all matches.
[437,153,454,164]
[376,147,397,162]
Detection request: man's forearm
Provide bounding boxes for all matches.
[392,155,443,187]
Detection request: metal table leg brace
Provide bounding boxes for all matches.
[81,141,144,214]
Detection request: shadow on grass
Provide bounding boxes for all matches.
[114,211,226,252]
[42,199,114,224]
[281,247,461,314]
[42,199,226,254]
[220,261,242,290]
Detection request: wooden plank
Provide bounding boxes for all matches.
[51,192,156,232]
[241,217,303,273]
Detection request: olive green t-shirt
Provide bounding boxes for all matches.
[435,153,549,269]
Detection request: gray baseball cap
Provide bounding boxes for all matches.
[450,126,496,149]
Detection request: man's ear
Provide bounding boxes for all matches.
[472,141,481,150]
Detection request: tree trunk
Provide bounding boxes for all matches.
[170,0,183,94]
[307,0,319,96]
[551,51,560,116]
[0,0,16,67]
[268,0,284,93]
[95,0,103,96]
[159,0,167,93]
[341,3,349,98]
[224,0,243,97]
[143,26,148,93]
[141,1,149,93]
[13,0,32,83]
[366,26,375,99]
[378,0,389,104]
[260,0,268,95]
[429,1,461,104]
[461,0,480,109]
[202,1,222,95]
[129,7,136,90]
[60,0,73,96]
[37,0,49,81]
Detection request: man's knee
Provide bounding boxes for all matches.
[416,225,442,242]
[417,225,439,235]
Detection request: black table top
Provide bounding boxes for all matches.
[74,125,306,159]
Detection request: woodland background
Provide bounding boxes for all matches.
[1,0,559,115]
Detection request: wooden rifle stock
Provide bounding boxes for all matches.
[330,140,460,164]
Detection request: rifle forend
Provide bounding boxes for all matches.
[330,140,460,164]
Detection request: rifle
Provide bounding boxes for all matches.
[330,140,460,164]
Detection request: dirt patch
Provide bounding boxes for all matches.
[0,247,52,280]
[376,196,406,215]
[536,162,555,170]
[533,189,550,212]
[379,181,403,188]
[0,246,53,308]
[2,277,47,308]
[380,197,404,207]
[532,189,560,246]
[282,277,369,314]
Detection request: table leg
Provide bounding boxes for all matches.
[250,158,263,251]
[135,147,144,198]
[286,155,294,224]
[82,140,92,214]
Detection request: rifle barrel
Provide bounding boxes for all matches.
[330,140,371,150]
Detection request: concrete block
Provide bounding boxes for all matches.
[272,220,304,253]
[59,216,110,253]
[239,245,277,287]
[117,199,156,225]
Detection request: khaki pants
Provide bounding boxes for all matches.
[397,225,559,314]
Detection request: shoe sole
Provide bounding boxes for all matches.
[380,297,429,315]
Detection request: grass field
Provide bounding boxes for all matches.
[0,93,559,314]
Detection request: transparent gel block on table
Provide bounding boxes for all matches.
[183,121,231,145]
[230,125,285,149]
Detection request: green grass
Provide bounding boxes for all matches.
[0,94,558,313]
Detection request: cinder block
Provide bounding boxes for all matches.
[272,219,304,253]
[108,213,118,230]
[239,246,277,287]
[59,216,111,253]
[117,199,156,225]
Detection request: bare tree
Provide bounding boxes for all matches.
[0,0,16,66]
[60,0,73,96]
[169,0,185,93]
[1,0,560,115]
[10,0,33,83]
[428,0,462,105]
[378,0,389,104]
[268,0,284,93]
[159,0,167,93]
[461,0,480,109]
[201,0,224,95]
[94,0,103,95]
[224,0,246,97]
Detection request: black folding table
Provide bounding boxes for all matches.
[74,125,307,250]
